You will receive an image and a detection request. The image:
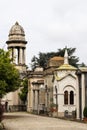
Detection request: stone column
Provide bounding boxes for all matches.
[37,90,40,114]
[33,90,35,110]
[47,91,49,111]
[68,92,70,105]
[16,48,18,64]
[35,90,38,110]
[45,92,47,107]
[19,48,23,64]
[81,74,85,119]
[27,83,31,112]
[76,76,80,119]
[37,90,40,105]
[23,48,26,64]
[13,48,16,64]
[18,48,19,64]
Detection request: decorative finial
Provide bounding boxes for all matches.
[15,21,19,25]
[64,48,69,64]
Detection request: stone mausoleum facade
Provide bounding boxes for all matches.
[53,49,77,117]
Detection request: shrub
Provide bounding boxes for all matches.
[83,106,87,118]
[50,103,58,112]
[0,104,4,122]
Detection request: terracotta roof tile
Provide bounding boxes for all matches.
[50,56,64,61]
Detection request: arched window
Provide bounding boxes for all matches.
[70,91,74,105]
[64,91,68,104]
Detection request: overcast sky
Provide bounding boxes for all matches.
[0,0,87,67]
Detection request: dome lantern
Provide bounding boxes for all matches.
[8,22,26,42]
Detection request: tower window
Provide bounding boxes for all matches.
[70,91,74,105]
[64,91,68,104]
[64,90,74,105]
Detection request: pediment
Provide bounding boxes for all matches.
[54,73,76,81]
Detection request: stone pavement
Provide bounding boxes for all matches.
[2,112,87,130]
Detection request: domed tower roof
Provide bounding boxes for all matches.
[47,56,64,67]
[49,56,64,61]
[7,22,27,42]
[9,22,25,35]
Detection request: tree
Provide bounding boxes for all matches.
[0,49,20,98]
[31,52,56,70]
[79,62,86,67]
[18,78,28,104]
[31,47,79,69]
[57,47,79,67]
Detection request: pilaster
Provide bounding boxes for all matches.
[76,76,80,119]
[81,73,85,119]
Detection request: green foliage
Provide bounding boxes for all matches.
[31,47,79,69]
[0,104,4,122]
[55,47,79,67]
[83,106,87,117]
[50,103,57,108]
[0,49,20,98]
[31,52,55,70]
[79,62,86,67]
[19,78,28,104]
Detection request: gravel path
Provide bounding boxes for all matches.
[2,112,87,130]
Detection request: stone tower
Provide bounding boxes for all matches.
[6,22,27,73]
[2,22,28,111]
